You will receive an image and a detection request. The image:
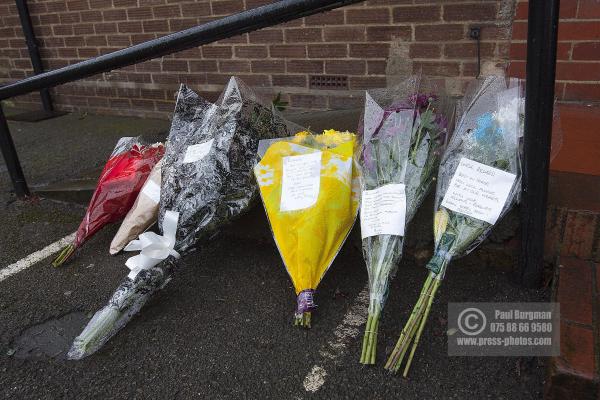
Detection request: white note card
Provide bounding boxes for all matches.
[360,184,407,238]
[280,151,322,212]
[441,157,517,225]
[183,139,214,163]
[141,180,161,204]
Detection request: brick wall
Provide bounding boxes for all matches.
[0,0,516,118]
[509,0,600,102]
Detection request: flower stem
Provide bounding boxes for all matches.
[52,244,75,267]
[402,278,441,377]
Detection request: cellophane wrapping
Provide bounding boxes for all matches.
[254,130,360,327]
[428,76,523,276]
[358,76,454,364]
[68,77,301,359]
[52,137,164,267]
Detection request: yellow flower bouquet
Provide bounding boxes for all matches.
[254,130,360,327]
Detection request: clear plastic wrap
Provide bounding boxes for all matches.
[53,138,164,266]
[357,76,455,364]
[428,76,523,273]
[385,75,524,375]
[69,77,301,359]
[254,130,360,328]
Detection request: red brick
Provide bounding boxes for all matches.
[560,211,598,259]
[563,83,600,102]
[272,74,307,87]
[557,258,593,325]
[410,43,441,59]
[118,21,142,33]
[578,0,600,19]
[211,0,244,15]
[153,5,181,19]
[180,3,211,16]
[329,95,364,109]
[59,12,81,24]
[366,26,412,42]
[307,44,347,58]
[511,21,527,41]
[245,0,272,8]
[103,9,127,21]
[514,1,528,20]
[169,19,199,32]
[189,60,218,72]
[269,45,306,58]
[559,22,600,40]
[367,60,387,75]
[249,29,283,44]
[445,43,495,59]
[559,321,595,378]
[127,7,153,20]
[52,25,74,36]
[510,42,571,61]
[412,61,460,77]
[443,3,498,21]
[218,60,250,73]
[560,0,578,18]
[289,94,327,109]
[251,60,285,73]
[143,19,169,33]
[202,46,233,59]
[545,207,567,262]
[393,5,440,23]
[235,74,270,87]
[95,23,117,34]
[349,76,386,90]
[67,0,89,11]
[85,35,107,47]
[304,10,345,26]
[285,28,322,43]
[557,62,600,83]
[346,8,390,24]
[349,43,389,58]
[161,60,189,72]
[324,27,366,42]
[415,24,464,41]
[325,60,366,75]
[572,42,600,60]
[234,45,268,59]
[286,60,323,74]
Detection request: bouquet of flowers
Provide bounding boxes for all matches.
[52,138,164,267]
[385,76,523,376]
[358,77,453,364]
[68,78,301,359]
[254,130,360,327]
[109,159,163,255]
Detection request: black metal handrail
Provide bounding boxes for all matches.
[0,0,560,287]
[0,0,361,100]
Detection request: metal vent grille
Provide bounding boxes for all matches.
[310,75,348,90]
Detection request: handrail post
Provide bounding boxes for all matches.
[0,105,30,198]
[15,0,54,112]
[519,0,560,287]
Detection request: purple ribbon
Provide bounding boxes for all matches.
[296,289,317,315]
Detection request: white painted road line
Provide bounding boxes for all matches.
[302,286,370,393]
[0,232,76,282]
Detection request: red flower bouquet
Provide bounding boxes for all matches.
[52,138,164,267]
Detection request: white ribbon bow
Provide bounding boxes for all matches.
[124,210,181,280]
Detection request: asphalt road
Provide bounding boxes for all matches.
[0,109,548,399]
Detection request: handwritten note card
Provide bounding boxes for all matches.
[183,139,214,163]
[441,157,516,225]
[360,184,407,238]
[280,151,322,212]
